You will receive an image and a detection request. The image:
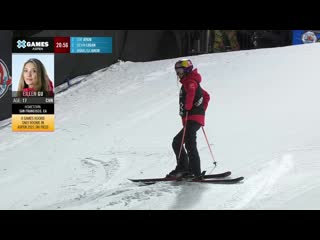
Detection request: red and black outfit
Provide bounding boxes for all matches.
[172,69,210,176]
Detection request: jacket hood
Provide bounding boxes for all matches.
[180,68,202,84]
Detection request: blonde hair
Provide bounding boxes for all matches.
[18,58,49,96]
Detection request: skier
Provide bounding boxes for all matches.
[167,59,210,180]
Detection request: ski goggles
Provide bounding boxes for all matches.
[175,68,185,76]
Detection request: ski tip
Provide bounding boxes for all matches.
[128,179,156,185]
[234,176,244,183]
[229,176,244,184]
[128,178,145,182]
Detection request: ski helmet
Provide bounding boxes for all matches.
[174,59,193,75]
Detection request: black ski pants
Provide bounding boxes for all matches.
[172,120,202,176]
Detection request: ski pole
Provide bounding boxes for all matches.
[178,111,188,161]
[202,126,217,166]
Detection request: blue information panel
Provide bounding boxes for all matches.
[292,30,320,45]
[70,37,112,53]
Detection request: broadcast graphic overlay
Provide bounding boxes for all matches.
[70,37,112,53]
[11,36,112,132]
[12,38,55,132]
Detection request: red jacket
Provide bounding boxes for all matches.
[23,79,54,97]
[180,68,210,126]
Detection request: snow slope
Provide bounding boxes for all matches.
[1,43,320,209]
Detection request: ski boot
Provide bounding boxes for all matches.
[182,171,205,181]
[166,167,191,179]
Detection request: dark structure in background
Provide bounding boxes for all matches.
[208,30,292,53]
[250,30,292,48]
[0,30,292,121]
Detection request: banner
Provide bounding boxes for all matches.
[292,30,320,45]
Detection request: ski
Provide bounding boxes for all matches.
[190,176,244,184]
[129,171,231,183]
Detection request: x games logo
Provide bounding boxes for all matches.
[17,40,27,49]
[13,38,54,53]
